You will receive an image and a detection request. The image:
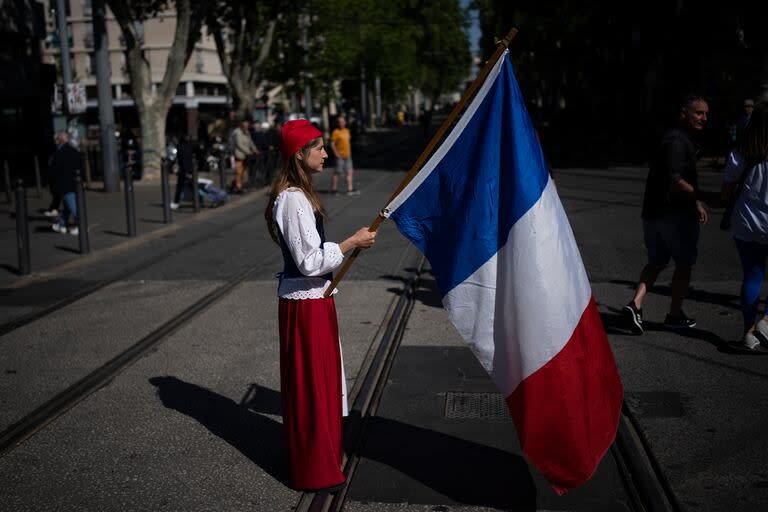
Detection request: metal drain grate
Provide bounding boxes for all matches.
[444,392,511,420]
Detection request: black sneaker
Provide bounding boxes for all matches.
[664,311,696,329]
[622,301,643,334]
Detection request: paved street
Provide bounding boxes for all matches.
[1,123,766,511]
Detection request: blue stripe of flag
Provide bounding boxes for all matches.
[390,56,551,297]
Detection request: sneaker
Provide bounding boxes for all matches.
[739,332,763,351]
[51,223,67,234]
[755,318,768,340]
[622,301,643,334]
[69,226,79,236]
[43,209,59,217]
[170,202,179,210]
[347,189,361,196]
[664,311,697,329]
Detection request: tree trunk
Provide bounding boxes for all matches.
[108,0,198,180]
[232,79,255,118]
[138,105,166,179]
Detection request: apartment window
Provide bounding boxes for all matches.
[82,0,92,16]
[83,27,93,48]
[88,53,96,75]
[195,49,204,72]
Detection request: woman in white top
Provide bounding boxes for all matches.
[264,119,375,491]
[722,101,768,351]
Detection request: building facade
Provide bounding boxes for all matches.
[41,0,230,141]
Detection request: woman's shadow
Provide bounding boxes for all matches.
[149,376,536,510]
[148,376,289,485]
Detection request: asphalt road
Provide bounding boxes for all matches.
[1,121,766,511]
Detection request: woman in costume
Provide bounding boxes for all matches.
[265,119,376,491]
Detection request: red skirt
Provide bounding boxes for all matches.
[279,296,345,490]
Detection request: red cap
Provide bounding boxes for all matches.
[281,120,322,159]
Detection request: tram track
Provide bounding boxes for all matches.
[295,255,425,512]
[0,194,367,458]
[0,194,268,339]
[290,255,679,512]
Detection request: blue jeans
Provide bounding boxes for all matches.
[734,238,768,329]
[57,192,77,228]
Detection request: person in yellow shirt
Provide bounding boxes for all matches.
[330,116,359,195]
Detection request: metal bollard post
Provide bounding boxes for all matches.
[14,180,31,275]
[123,160,136,236]
[160,157,172,224]
[4,160,12,204]
[191,154,200,213]
[219,155,226,190]
[82,145,93,189]
[74,171,90,254]
[33,155,42,199]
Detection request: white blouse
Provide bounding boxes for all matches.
[273,188,344,299]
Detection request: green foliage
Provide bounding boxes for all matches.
[472,1,768,166]
[269,0,470,104]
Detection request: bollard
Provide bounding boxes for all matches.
[3,160,12,204]
[33,155,42,199]
[82,145,93,189]
[123,158,136,236]
[160,157,172,224]
[219,155,226,191]
[14,180,31,275]
[74,171,90,254]
[191,154,200,213]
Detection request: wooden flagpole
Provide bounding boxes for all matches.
[324,27,519,298]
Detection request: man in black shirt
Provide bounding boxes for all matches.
[623,95,709,333]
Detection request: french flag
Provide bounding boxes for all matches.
[383,50,624,494]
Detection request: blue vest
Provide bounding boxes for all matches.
[278,211,333,282]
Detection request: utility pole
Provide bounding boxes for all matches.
[92,0,120,192]
[55,0,73,116]
[299,13,312,117]
[374,74,381,127]
[360,65,367,131]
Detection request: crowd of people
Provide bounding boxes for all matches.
[622,94,768,353]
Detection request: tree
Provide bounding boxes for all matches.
[275,0,468,112]
[107,0,205,175]
[407,0,472,105]
[206,0,281,117]
[472,1,768,166]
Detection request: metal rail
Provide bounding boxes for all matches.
[295,256,425,512]
[0,197,362,456]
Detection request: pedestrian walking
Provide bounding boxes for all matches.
[49,131,83,235]
[622,95,710,333]
[721,101,768,351]
[171,135,194,210]
[264,119,376,492]
[330,115,359,195]
[229,118,258,194]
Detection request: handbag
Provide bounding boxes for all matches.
[720,158,757,231]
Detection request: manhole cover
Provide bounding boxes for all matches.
[444,392,510,420]
[625,391,687,418]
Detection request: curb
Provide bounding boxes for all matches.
[5,186,268,289]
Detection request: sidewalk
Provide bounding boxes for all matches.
[0,169,255,288]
